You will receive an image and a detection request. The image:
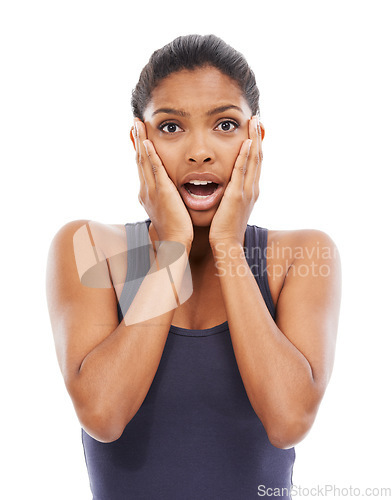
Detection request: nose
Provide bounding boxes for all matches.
[186,132,215,165]
[189,155,212,163]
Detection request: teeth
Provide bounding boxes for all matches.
[184,184,219,198]
[188,180,213,185]
[187,192,211,199]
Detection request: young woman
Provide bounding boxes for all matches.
[46,34,341,499]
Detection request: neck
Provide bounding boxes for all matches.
[148,221,214,267]
[189,225,213,265]
[148,221,247,267]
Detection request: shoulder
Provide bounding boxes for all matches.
[48,219,126,254]
[46,220,130,304]
[47,220,127,284]
[266,227,340,264]
[49,219,125,239]
[259,227,340,310]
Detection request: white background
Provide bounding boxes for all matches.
[1,1,391,498]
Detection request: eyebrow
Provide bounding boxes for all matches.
[151,104,243,118]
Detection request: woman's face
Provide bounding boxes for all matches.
[142,66,255,226]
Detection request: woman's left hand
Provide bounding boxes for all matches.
[209,115,264,248]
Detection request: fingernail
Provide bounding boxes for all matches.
[134,121,138,136]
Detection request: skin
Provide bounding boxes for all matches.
[130,66,267,330]
[130,66,265,262]
[129,66,341,447]
[46,65,341,448]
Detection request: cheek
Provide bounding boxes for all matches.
[219,139,244,171]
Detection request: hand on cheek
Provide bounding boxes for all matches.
[132,119,194,248]
[209,115,263,248]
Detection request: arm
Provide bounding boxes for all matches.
[211,229,341,449]
[46,219,191,443]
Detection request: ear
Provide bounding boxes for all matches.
[130,126,136,150]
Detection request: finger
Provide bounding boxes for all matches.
[134,119,156,187]
[131,125,145,186]
[254,122,263,190]
[244,116,261,194]
[143,139,167,188]
[231,139,252,192]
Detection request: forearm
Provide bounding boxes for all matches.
[212,241,317,446]
[74,241,191,442]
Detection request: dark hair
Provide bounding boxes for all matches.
[131,34,260,120]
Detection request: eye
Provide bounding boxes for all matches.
[215,120,239,132]
[159,122,183,134]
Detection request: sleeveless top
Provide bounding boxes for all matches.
[81,218,296,499]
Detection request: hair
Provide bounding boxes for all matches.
[131,34,260,120]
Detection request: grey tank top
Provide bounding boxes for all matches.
[82,218,295,499]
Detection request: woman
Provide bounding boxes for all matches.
[46,34,341,499]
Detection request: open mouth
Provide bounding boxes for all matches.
[183,182,219,198]
[180,182,223,211]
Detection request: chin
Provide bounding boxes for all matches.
[189,208,216,228]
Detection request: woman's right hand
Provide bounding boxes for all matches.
[132,119,194,249]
